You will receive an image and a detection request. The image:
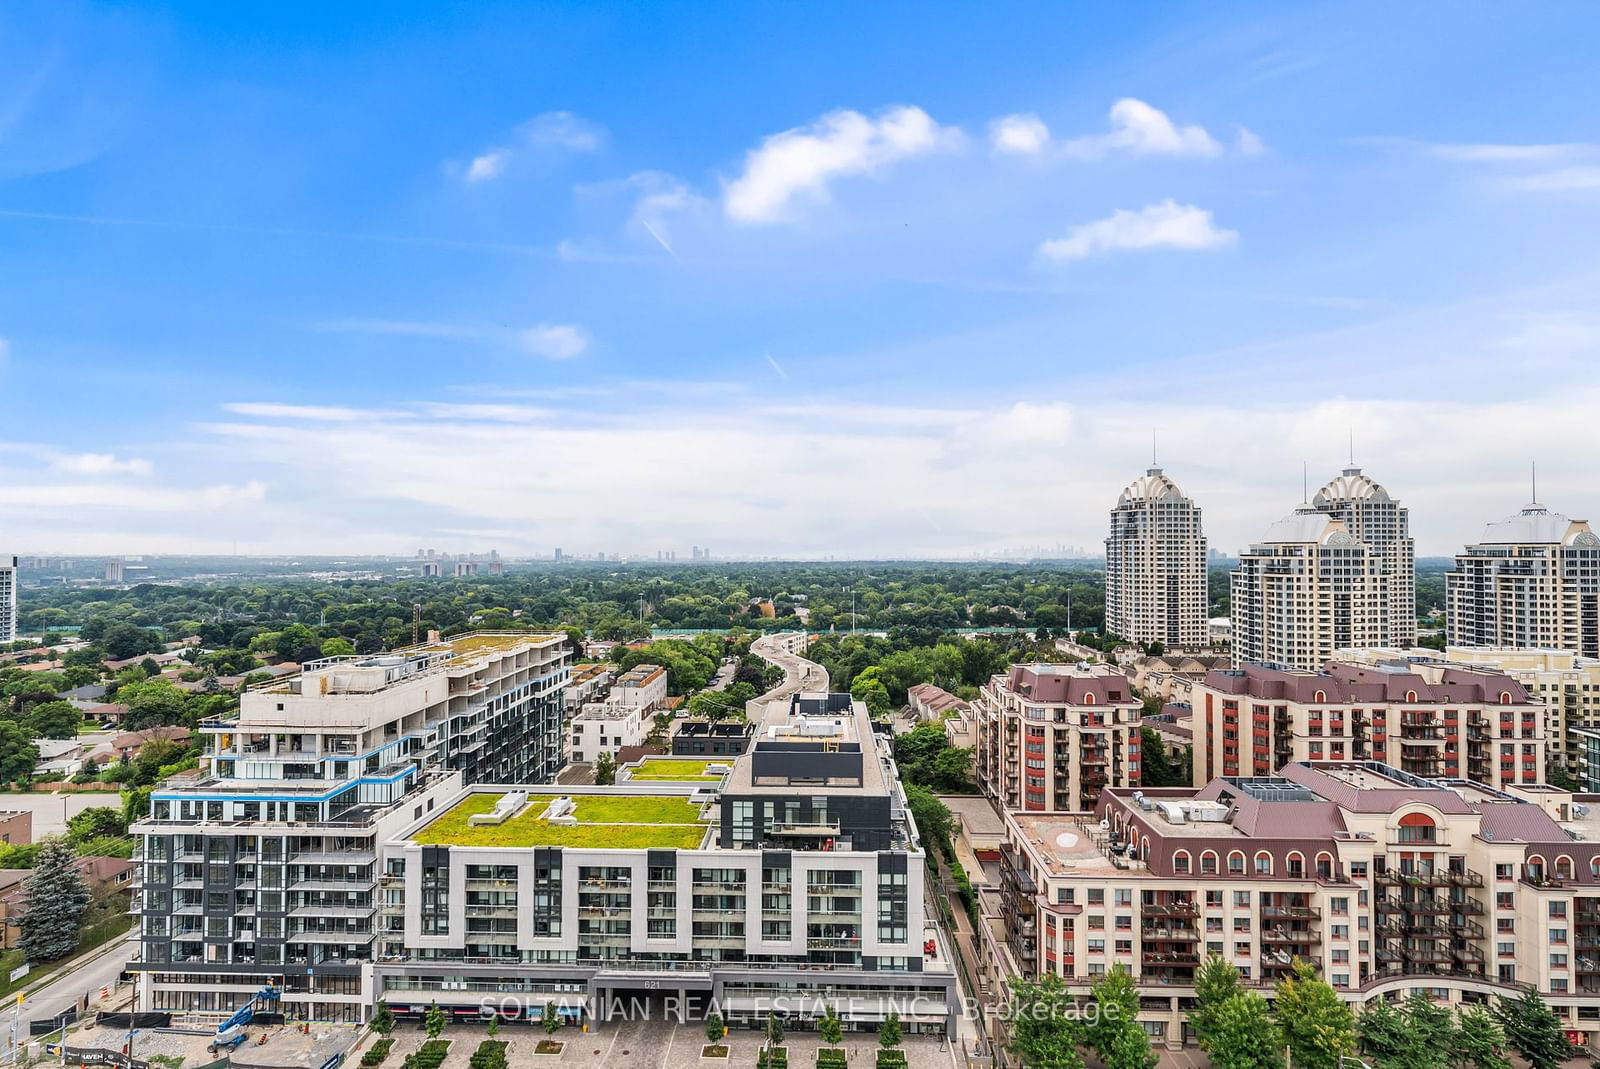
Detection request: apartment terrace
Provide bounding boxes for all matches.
[408,789,711,849]
[245,629,566,695]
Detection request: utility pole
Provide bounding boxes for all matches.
[412,603,421,645]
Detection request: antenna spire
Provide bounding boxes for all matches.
[1532,460,1538,506]
[1302,461,1308,505]
[1348,426,1355,467]
[1152,428,1158,468]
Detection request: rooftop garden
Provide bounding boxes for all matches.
[412,791,708,849]
[627,758,728,781]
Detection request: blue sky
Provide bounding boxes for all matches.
[3,1,1599,557]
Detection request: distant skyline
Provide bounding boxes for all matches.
[2,3,1599,558]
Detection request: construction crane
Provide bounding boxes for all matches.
[208,983,280,1053]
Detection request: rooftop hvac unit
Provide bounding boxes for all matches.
[1155,801,1188,824]
[1574,803,1590,818]
[1186,802,1230,823]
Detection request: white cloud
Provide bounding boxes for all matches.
[461,111,607,184]
[1494,166,1600,192]
[1062,98,1223,159]
[990,113,1051,155]
[1039,200,1237,261]
[517,324,590,360]
[53,452,153,476]
[222,402,383,422]
[723,105,962,223]
[1428,142,1596,163]
[465,151,508,184]
[1236,127,1266,157]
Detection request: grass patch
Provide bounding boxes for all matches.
[629,758,723,781]
[702,1045,729,1059]
[412,792,707,849]
[535,1040,565,1055]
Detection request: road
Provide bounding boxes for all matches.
[3,934,135,1053]
[748,633,829,724]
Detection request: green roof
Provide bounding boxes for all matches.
[412,792,709,849]
[627,758,728,781]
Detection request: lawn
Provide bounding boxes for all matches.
[411,792,708,849]
[628,758,725,781]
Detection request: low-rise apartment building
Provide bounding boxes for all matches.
[130,632,572,1021]
[569,664,667,765]
[1189,661,1544,790]
[974,663,1142,812]
[371,691,957,1034]
[981,761,1600,1050]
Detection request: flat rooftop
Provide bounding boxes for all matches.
[1010,814,1121,876]
[625,757,729,781]
[410,790,709,849]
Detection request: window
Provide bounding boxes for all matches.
[1173,851,1191,875]
[1201,851,1218,875]
[1228,852,1245,875]
[1233,891,1250,908]
[1254,852,1273,876]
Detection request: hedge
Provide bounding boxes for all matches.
[413,1041,451,1069]
[359,1039,394,1068]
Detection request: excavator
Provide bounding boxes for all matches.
[208,983,281,1054]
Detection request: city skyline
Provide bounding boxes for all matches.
[2,4,1599,557]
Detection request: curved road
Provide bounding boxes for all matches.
[747,633,829,724]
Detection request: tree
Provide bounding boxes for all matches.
[542,1000,560,1039]
[1146,641,1165,657]
[706,1012,725,1045]
[486,1013,499,1038]
[1274,961,1354,1069]
[594,751,616,785]
[1356,998,1410,1068]
[18,838,91,961]
[371,1001,395,1036]
[321,637,356,658]
[100,623,163,661]
[1086,967,1154,1069]
[1206,994,1283,1069]
[819,1004,842,1048]
[0,722,40,786]
[850,667,890,718]
[1007,973,1083,1069]
[1451,1006,1509,1069]
[1193,954,1242,1050]
[1493,989,1571,1069]
[424,1001,446,1039]
[904,784,953,856]
[765,1012,784,1048]
[25,700,82,740]
[1139,726,1180,787]
[878,1010,901,1051]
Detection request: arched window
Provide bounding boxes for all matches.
[1314,690,1326,703]
[1286,851,1306,878]
[1227,850,1246,875]
[1396,812,1437,844]
[1173,851,1192,875]
[1085,693,1097,706]
[1254,851,1273,876]
[1315,852,1334,880]
[1590,857,1600,878]
[1555,855,1574,879]
[1200,850,1218,875]
[1527,854,1546,881]
[1501,692,1513,705]
[1405,690,1418,703]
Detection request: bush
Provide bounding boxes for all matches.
[412,1041,450,1069]
[817,1051,848,1069]
[876,1053,907,1069]
[758,1049,789,1069]
[467,1040,506,1069]
[360,1038,394,1067]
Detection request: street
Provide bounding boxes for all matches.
[5,934,135,1051]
